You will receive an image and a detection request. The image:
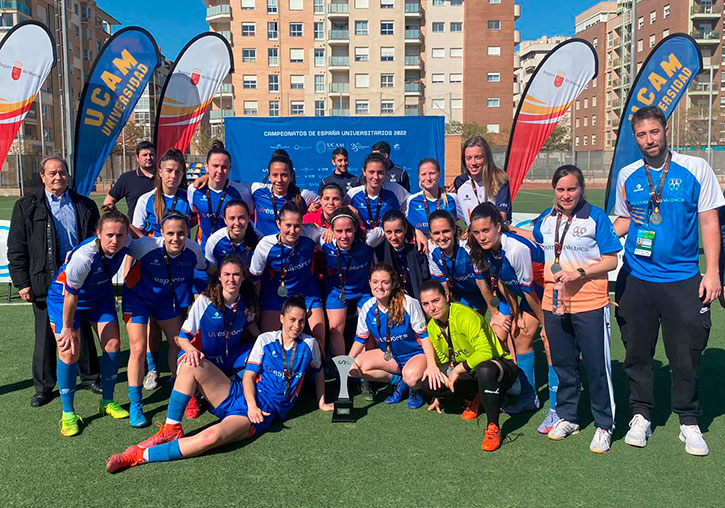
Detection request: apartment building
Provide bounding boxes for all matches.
[131,57,172,140]
[0,0,118,157]
[573,0,723,151]
[206,0,520,141]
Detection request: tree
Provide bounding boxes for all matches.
[542,125,571,151]
[112,122,147,155]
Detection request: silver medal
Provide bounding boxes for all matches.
[490,296,500,308]
[446,366,455,377]
[649,212,662,226]
[551,263,562,274]
[277,286,288,298]
[384,350,392,361]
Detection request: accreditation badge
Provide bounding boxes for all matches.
[634,229,656,258]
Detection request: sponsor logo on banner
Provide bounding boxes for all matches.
[11,61,22,80]
[190,68,201,86]
[554,71,565,88]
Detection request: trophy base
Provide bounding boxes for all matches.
[332,397,356,423]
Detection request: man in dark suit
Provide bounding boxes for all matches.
[8,155,102,407]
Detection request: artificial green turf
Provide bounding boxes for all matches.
[1,189,724,507]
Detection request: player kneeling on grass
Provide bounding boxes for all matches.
[106,296,333,473]
[419,280,518,452]
[48,209,132,437]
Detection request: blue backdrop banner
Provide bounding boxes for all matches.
[73,27,160,196]
[224,116,445,192]
[604,34,701,213]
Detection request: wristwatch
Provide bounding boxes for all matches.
[577,267,587,278]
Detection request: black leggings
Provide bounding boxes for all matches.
[422,359,518,426]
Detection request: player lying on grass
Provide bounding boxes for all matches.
[106,296,333,472]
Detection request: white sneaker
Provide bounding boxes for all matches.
[679,424,709,456]
[143,369,159,391]
[624,414,652,448]
[547,419,580,441]
[589,428,612,454]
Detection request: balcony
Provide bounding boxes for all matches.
[513,54,520,68]
[206,4,231,22]
[405,29,421,42]
[215,83,233,97]
[0,1,31,16]
[689,82,719,95]
[514,3,521,20]
[405,82,422,94]
[691,30,720,44]
[691,5,722,18]
[611,98,621,109]
[702,56,719,69]
[217,30,232,44]
[329,56,350,67]
[328,2,349,17]
[405,2,421,17]
[329,29,350,42]
[329,82,350,94]
[332,108,350,116]
[210,109,233,122]
[404,55,421,67]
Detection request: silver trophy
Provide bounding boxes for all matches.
[332,355,356,423]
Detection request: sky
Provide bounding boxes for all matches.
[98,0,605,59]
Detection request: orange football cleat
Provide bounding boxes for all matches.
[481,422,502,452]
[461,395,481,421]
[106,445,144,473]
[137,422,184,450]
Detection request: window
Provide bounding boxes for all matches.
[583,136,588,146]
[432,22,444,33]
[268,75,279,92]
[355,47,369,61]
[488,20,500,30]
[487,98,500,107]
[637,17,644,29]
[314,75,325,93]
[269,101,279,117]
[451,0,462,4]
[487,72,500,82]
[242,23,256,36]
[267,0,278,14]
[355,100,369,114]
[431,99,444,110]
[355,0,369,7]
[584,117,588,127]
[450,22,462,32]
[380,0,394,7]
[290,75,304,89]
[241,0,255,9]
[243,101,258,115]
[489,0,501,4]
[593,37,598,48]
[242,49,256,63]
[592,134,597,145]
[592,96,597,106]
[431,73,444,84]
[314,48,325,67]
[432,48,445,58]
[649,11,656,24]
[450,47,463,58]
[83,50,92,60]
[314,22,324,40]
[355,73,369,88]
[355,20,368,35]
[243,75,257,89]
[575,136,580,147]
[267,22,278,40]
[381,74,394,87]
[575,117,580,128]
[289,0,303,10]
[380,47,395,61]
[487,46,501,56]
[381,101,394,114]
[649,34,656,48]
[290,23,303,37]
[584,98,588,108]
[432,0,444,5]
[290,48,304,63]
[381,21,394,35]
[637,39,643,52]
[449,73,462,83]
[315,100,325,117]
[291,101,304,115]
[268,48,279,66]
[451,99,462,109]
[663,29,669,38]
[592,115,597,126]
[663,4,670,19]
[486,124,500,134]
[314,0,324,14]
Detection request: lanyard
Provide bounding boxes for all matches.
[270,189,287,221]
[162,245,178,312]
[553,212,573,265]
[168,193,179,214]
[438,320,455,367]
[489,249,503,298]
[280,335,298,399]
[364,188,382,227]
[422,190,442,224]
[221,300,239,358]
[469,177,482,205]
[375,303,392,357]
[206,181,228,228]
[644,154,671,215]
[439,243,458,300]
[335,242,356,299]
[278,237,296,288]
[393,248,408,287]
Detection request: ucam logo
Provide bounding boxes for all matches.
[668,178,682,191]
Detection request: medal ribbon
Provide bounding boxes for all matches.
[364,188,382,228]
[270,188,288,221]
[422,189,442,225]
[438,320,455,368]
[439,242,458,300]
[470,177,482,205]
[375,303,392,358]
[643,153,671,216]
[335,242,356,300]
[553,212,574,265]
[278,237,296,288]
[489,249,503,298]
[280,334,298,399]
[221,300,239,358]
[206,181,228,229]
